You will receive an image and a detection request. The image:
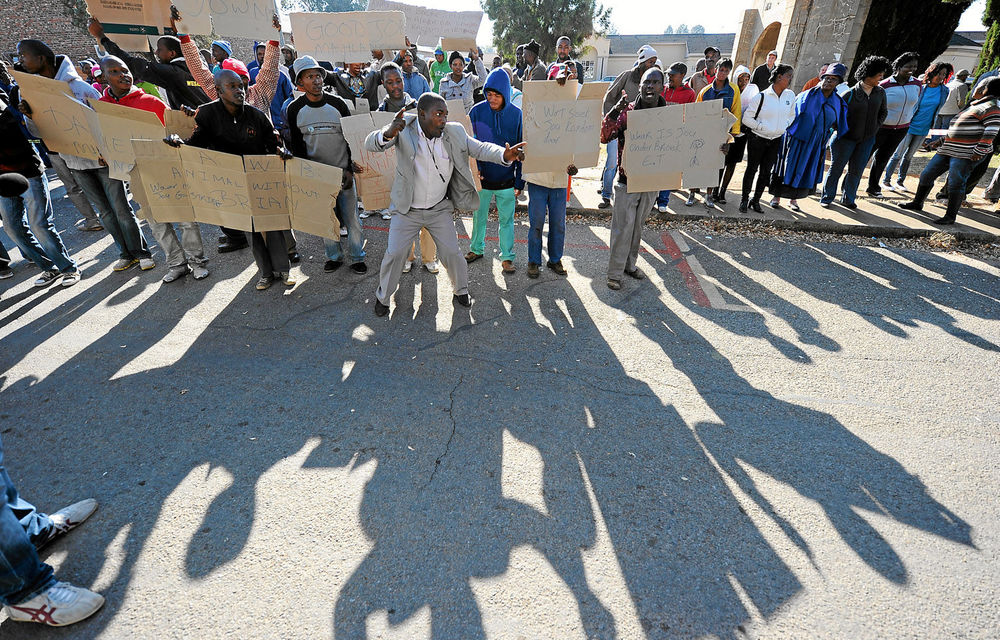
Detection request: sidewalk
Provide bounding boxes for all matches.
[545,154,1000,241]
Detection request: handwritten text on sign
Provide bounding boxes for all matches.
[289,12,405,64]
[171,0,274,38]
[521,81,608,174]
[11,70,103,161]
[365,0,482,47]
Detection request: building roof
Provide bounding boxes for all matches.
[955,31,987,45]
[950,31,984,47]
[607,33,735,56]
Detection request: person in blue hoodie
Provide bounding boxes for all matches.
[466,68,523,272]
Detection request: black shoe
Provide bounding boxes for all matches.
[738,198,749,213]
[598,198,611,209]
[899,201,923,211]
[841,201,858,210]
[288,251,301,264]
[932,215,957,225]
[218,238,249,253]
[453,293,472,308]
[350,262,368,274]
[546,261,567,275]
[324,259,343,272]
[374,299,389,317]
[717,194,727,205]
[866,189,882,198]
[749,199,764,213]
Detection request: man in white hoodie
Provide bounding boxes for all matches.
[15,39,153,272]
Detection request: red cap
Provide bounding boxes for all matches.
[222,58,250,80]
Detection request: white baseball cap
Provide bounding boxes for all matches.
[636,45,658,65]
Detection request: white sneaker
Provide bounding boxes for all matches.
[883,183,896,192]
[161,266,190,283]
[139,258,155,271]
[402,260,413,273]
[657,205,668,213]
[35,499,97,550]
[191,265,209,280]
[5,581,104,627]
[340,227,348,237]
[894,180,906,190]
[61,271,81,287]
[380,210,392,220]
[112,258,138,271]
[358,210,372,219]
[424,260,440,274]
[33,270,62,287]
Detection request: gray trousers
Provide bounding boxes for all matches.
[48,154,103,222]
[376,198,468,305]
[608,182,654,281]
[149,220,206,269]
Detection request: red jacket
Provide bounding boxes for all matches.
[99,85,168,124]
[662,85,696,105]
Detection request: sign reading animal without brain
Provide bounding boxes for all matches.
[289,11,406,63]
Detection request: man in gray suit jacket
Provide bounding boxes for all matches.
[366,93,526,316]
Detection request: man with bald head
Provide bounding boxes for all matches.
[365,92,526,316]
[600,67,667,290]
[547,36,584,84]
[168,69,291,290]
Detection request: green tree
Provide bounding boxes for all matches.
[977,0,1000,73]
[480,0,612,59]
[851,0,973,78]
[280,0,365,12]
[676,24,689,34]
[663,25,674,35]
[691,24,705,34]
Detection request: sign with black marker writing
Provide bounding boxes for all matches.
[289,11,405,63]
[521,81,608,174]
[11,71,103,161]
[365,0,481,48]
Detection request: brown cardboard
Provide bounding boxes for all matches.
[174,0,275,39]
[11,71,103,161]
[169,0,214,35]
[521,81,608,174]
[285,158,342,239]
[289,11,405,64]
[445,99,482,190]
[244,155,290,232]
[179,146,253,230]
[87,98,166,181]
[341,111,396,211]
[164,109,197,140]
[625,101,737,193]
[130,139,196,223]
[366,0,481,48]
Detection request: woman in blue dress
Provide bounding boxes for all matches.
[769,63,849,211]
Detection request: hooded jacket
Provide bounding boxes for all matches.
[101,35,209,110]
[100,84,168,124]
[0,88,44,179]
[468,69,523,190]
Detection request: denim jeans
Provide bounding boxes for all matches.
[601,138,618,200]
[917,153,976,219]
[470,188,516,261]
[0,173,77,273]
[822,135,877,205]
[884,133,925,184]
[0,434,56,606]
[148,221,206,269]
[48,153,102,223]
[526,183,566,265]
[324,184,365,263]
[656,191,670,207]
[74,167,151,260]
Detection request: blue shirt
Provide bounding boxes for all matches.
[403,71,431,100]
[700,81,736,112]
[909,84,946,136]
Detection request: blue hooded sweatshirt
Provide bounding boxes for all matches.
[469,68,524,190]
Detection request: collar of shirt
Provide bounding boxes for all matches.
[411,122,453,209]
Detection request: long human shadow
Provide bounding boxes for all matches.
[588,226,976,587]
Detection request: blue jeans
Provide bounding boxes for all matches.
[656,190,670,207]
[884,133,925,184]
[0,173,77,273]
[324,184,365,263]
[0,434,56,606]
[74,167,150,260]
[917,153,976,218]
[822,135,877,205]
[526,183,566,265]
[601,138,618,200]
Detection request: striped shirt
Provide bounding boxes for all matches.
[940,98,1000,159]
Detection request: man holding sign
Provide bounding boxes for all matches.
[366,93,525,316]
[599,68,666,291]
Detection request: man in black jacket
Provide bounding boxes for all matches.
[751,50,777,91]
[88,17,208,110]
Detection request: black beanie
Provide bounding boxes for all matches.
[0,173,30,198]
[449,51,464,66]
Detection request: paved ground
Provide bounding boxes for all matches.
[0,179,998,638]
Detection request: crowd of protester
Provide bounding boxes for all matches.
[3,6,1000,627]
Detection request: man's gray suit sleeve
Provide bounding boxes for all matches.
[365,128,397,152]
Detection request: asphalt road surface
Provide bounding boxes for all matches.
[1,193,997,639]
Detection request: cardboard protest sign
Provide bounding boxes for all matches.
[164,109,197,140]
[445,99,481,190]
[84,0,167,51]
[244,155,290,232]
[625,101,737,193]
[11,71,103,161]
[179,146,253,231]
[341,111,396,211]
[521,81,608,174]
[171,0,275,38]
[366,0,481,48]
[289,11,405,63]
[87,99,165,180]
[285,158,342,239]
[130,139,195,223]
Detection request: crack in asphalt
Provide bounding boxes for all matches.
[424,373,464,489]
